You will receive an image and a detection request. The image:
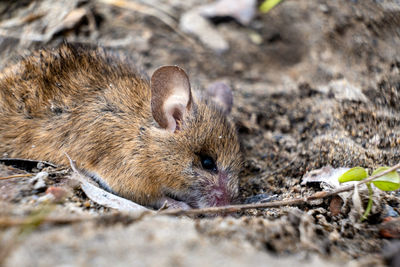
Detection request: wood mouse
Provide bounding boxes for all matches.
[0,44,242,209]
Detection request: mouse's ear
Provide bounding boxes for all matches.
[150,66,192,132]
[205,81,233,115]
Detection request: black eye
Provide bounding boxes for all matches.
[200,155,217,172]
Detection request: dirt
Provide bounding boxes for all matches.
[1,0,400,266]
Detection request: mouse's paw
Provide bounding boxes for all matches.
[156,197,191,210]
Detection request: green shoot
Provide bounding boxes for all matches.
[338,166,400,221]
[360,183,373,222]
[260,0,283,13]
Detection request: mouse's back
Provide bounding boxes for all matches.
[0,44,151,163]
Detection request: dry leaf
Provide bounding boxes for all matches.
[66,154,150,214]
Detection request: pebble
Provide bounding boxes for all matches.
[329,195,343,216]
[31,171,49,190]
[380,217,400,239]
[328,230,341,242]
[317,79,368,103]
[45,186,71,203]
[244,193,277,204]
[83,200,91,208]
[384,205,399,218]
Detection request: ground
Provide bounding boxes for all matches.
[0,0,400,266]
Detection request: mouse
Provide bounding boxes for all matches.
[0,44,242,209]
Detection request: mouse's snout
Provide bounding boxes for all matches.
[196,170,239,208]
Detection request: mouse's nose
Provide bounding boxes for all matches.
[206,170,234,207]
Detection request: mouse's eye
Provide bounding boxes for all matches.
[200,155,217,172]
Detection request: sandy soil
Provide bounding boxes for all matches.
[1,0,400,266]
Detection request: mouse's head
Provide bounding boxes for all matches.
[149,66,242,209]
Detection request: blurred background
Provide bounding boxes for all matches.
[1,1,400,265]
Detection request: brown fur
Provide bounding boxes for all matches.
[0,44,242,208]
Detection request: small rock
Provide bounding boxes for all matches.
[244,193,277,204]
[37,161,46,170]
[384,205,400,218]
[379,217,400,239]
[319,4,330,13]
[328,230,341,242]
[83,200,91,208]
[249,31,263,45]
[45,186,71,203]
[369,134,381,146]
[318,79,369,103]
[329,195,343,216]
[31,171,49,190]
[233,61,245,72]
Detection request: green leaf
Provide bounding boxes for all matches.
[338,167,368,183]
[371,167,400,191]
[260,0,283,13]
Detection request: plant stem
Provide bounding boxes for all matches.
[361,183,373,222]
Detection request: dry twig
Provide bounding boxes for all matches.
[159,162,400,216]
[0,174,34,180]
[1,163,398,223]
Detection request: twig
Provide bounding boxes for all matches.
[160,162,400,216]
[3,163,399,219]
[0,173,34,180]
[159,197,307,216]
[1,163,399,223]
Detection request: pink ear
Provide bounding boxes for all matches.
[150,66,192,132]
[206,81,233,114]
